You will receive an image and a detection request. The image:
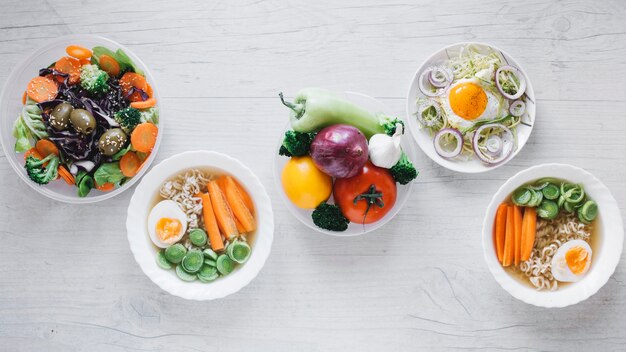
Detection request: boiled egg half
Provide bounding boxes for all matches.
[441,78,504,129]
[551,239,592,282]
[148,200,187,248]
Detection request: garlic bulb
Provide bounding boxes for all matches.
[368,123,403,168]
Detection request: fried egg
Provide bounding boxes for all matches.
[148,200,187,248]
[441,78,503,129]
[551,239,592,282]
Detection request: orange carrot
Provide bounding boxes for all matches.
[120,72,148,102]
[54,56,81,84]
[493,203,508,263]
[145,83,153,97]
[222,176,256,232]
[99,54,120,77]
[35,139,59,157]
[130,122,158,153]
[207,180,238,240]
[521,207,537,261]
[26,76,58,103]
[513,205,523,266]
[95,182,115,192]
[24,147,43,161]
[79,58,91,66]
[21,91,27,105]
[119,151,141,177]
[130,97,157,109]
[200,192,224,252]
[58,165,75,185]
[65,45,92,60]
[502,205,514,267]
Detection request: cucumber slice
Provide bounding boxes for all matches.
[176,265,197,282]
[512,187,532,206]
[537,200,559,220]
[156,250,172,270]
[542,184,560,200]
[189,228,208,247]
[528,189,543,207]
[227,241,251,264]
[579,200,598,222]
[563,200,576,213]
[164,244,186,264]
[197,265,219,283]
[216,255,235,275]
[202,248,218,261]
[181,249,204,273]
[204,258,217,267]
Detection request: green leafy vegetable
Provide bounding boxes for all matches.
[76,171,94,197]
[94,162,125,186]
[12,115,33,152]
[18,98,48,141]
[389,152,418,185]
[139,107,159,124]
[379,115,405,136]
[278,130,316,157]
[114,107,141,132]
[312,202,349,232]
[25,154,59,185]
[80,64,110,95]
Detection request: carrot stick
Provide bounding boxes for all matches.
[493,203,508,263]
[200,192,224,252]
[130,97,157,109]
[26,76,58,103]
[130,122,158,153]
[207,180,238,240]
[513,205,523,266]
[221,176,256,232]
[502,205,514,267]
[120,151,141,177]
[58,165,75,185]
[521,207,537,261]
[35,139,59,157]
[234,218,246,233]
[66,45,92,60]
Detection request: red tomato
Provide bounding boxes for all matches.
[333,161,397,224]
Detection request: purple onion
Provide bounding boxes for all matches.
[472,123,514,165]
[509,100,526,117]
[310,124,368,178]
[418,66,449,97]
[495,65,526,100]
[433,128,463,159]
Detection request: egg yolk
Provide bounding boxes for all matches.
[448,82,488,120]
[156,218,182,243]
[565,246,589,275]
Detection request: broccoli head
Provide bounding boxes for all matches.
[114,107,141,132]
[379,115,405,136]
[80,64,110,95]
[389,152,418,185]
[278,130,316,157]
[312,202,349,232]
[25,154,60,185]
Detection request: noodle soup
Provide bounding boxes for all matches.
[493,178,599,291]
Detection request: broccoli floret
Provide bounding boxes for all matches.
[25,154,60,185]
[80,64,110,95]
[114,107,141,132]
[312,202,349,232]
[389,152,418,185]
[379,115,405,136]
[278,130,316,157]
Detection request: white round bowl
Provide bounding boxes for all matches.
[482,163,623,308]
[273,91,416,236]
[0,34,163,203]
[406,42,536,173]
[126,151,274,300]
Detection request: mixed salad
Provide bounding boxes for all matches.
[415,44,530,165]
[12,44,159,197]
[278,88,418,232]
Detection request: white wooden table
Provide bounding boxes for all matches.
[1,0,625,350]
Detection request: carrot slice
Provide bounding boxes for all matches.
[207,180,238,240]
[120,72,148,102]
[493,203,508,263]
[130,122,158,153]
[66,45,92,60]
[54,56,81,84]
[200,192,224,252]
[95,182,115,192]
[35,139,59,157]
[58,165,75,185]
[79,58,91,66]
[120,151,141,177]
[130,97,157,109]
[26,76,58,103]
[521,207,537,261]
[145,83,153,97]
[21,91,27,105]
[24,147,43,161]
[222,176,256,232]
[502,205,514,267]
[99,54,120,77]
[513,205,523,266]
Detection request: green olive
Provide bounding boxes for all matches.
[49,102,73,131]
[98,128,128,156]
[70,109,96,135]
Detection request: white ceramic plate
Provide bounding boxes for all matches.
[127,151,274,300]
[406,42,536,173]
[273,91,416,236]
[0,34,162,203]
[482,163,623,308]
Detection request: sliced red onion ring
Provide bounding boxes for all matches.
[509,100,526,117]
[472,123,514,165]
[495,65,526,100]
[434,128,463,159]
[416,100,441,127]
[419,66,450,97]
[428,66,453,88]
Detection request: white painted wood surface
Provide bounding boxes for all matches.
[1,0,625,350]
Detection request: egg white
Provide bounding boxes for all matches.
[148,200,188,248]
[440,78,506,130]
[550,239,592,282]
